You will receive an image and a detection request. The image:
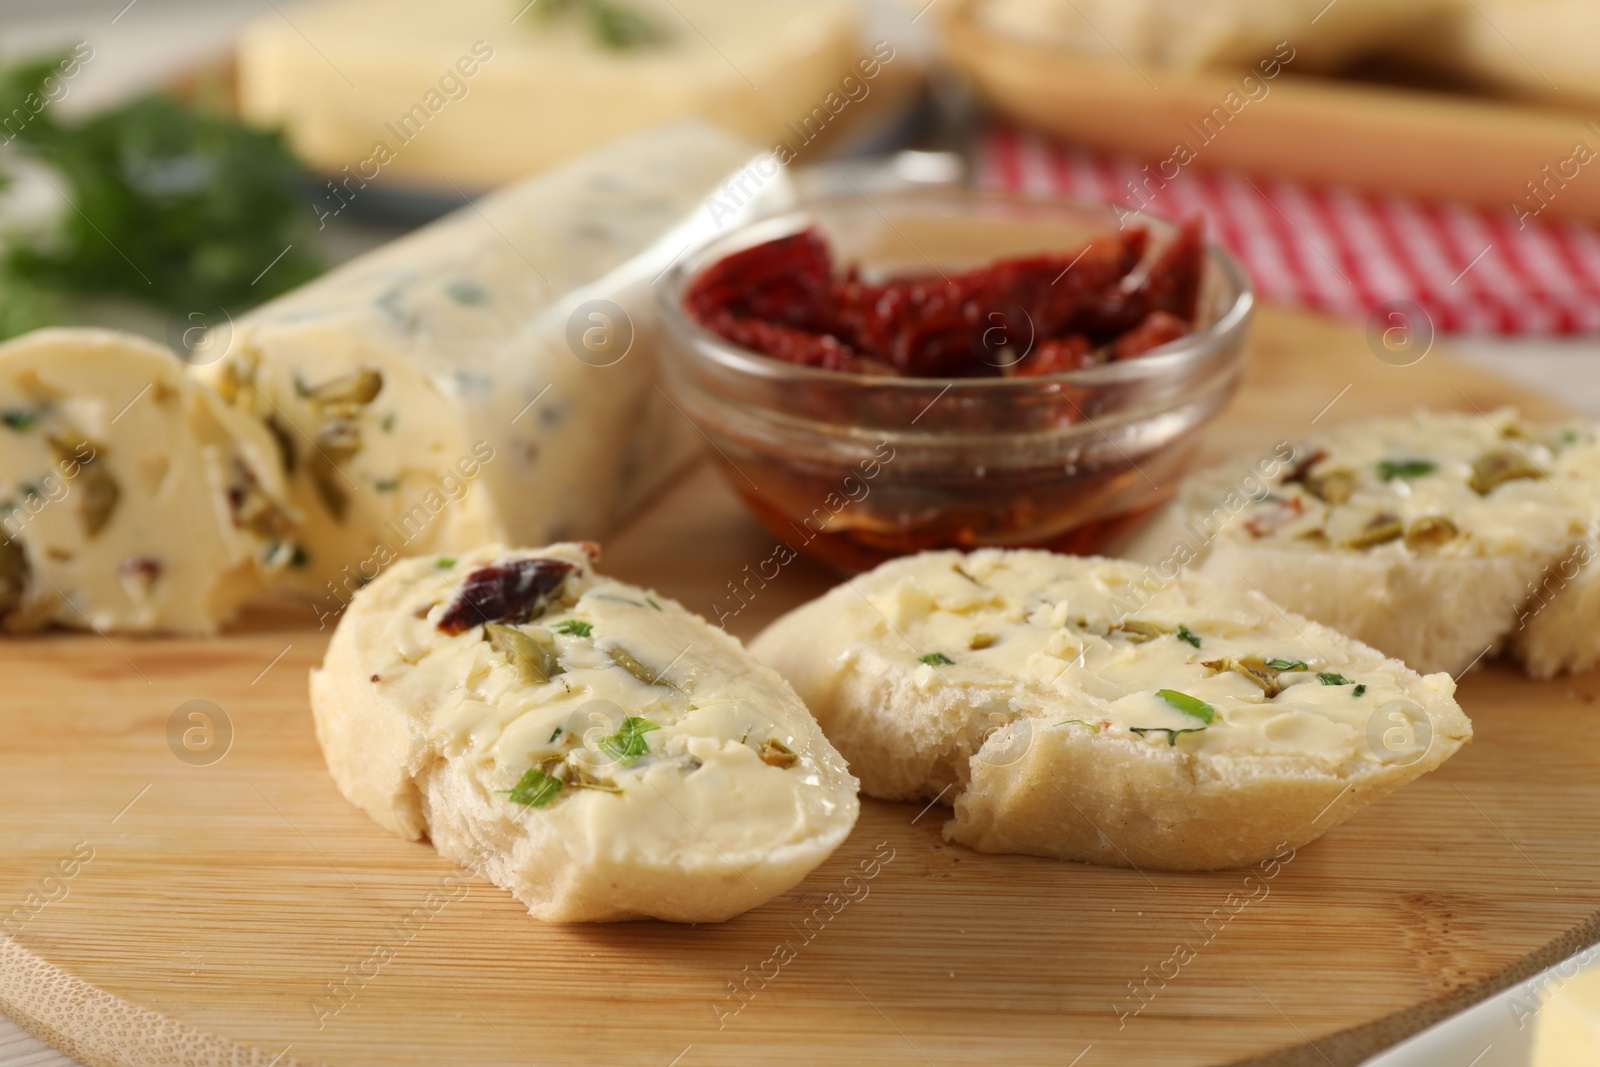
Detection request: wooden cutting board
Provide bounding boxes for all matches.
[939,0,1600,223]
[2,305,1598,1067]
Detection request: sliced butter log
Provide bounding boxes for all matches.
[1168,410,1594,677]
[0,328,298,634]
[199,121,783,608]
[751,549,1469,871]
[311,543,859,923]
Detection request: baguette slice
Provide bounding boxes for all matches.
[0,328,297,634]
[751,549,1469,871]
[1172,410,1594,677]
[311,542,859,923]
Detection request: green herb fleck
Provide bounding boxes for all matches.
[1353,684,1367,697]
[554,619,592,637]
[599,716,661,764]
[436,557,456,569]
[374,477,400,492]
[920,652,955,666]
[1176,625,1201,648]
[1317,672,1355,686]
[19,484,39,501]
[549,726,563,743]
[1057,718,1102,733]
[1131,726,1207,746]
[1156,688,1216,724]
[1377,459,1437,481]
[646,597,662,611]
[445,279,488,306]
[1,409,38,432]
[380,413,396,433]
[1264,657,1309,671]
[507,767,562,808]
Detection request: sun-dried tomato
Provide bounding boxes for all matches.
[437,558,574,635]
[1112,311,1193,360]
[684,220,1202,378]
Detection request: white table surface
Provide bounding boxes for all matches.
[1,2,1598,1065]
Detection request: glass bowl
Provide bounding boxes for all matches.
[654,187,1255,572]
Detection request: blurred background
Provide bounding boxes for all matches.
[3,0,1600,402]
[1,0,1598,1063]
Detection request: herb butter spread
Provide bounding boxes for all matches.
[311,542,858,923]
[1212,410,1589,558]
[752,549,1469,870]
[200,121,784,602]
[1175,410,1600,677]
[0,329,296,634]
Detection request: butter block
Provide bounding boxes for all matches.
[1533,965,1600,1066]
[237,0,861,188]
[198,120,787,613]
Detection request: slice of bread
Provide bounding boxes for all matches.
[1159,410,1595,677]
[750,548,1470,871]
[311,542,859,923]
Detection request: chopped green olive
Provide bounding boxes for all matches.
[609,645,678,688]
[1470,449,1542,495]
[0,536,29,618]
[1304,468,1358,505]
[1405,516,1459,550]
[1344,513,1403,549]
[306,368,383,407]
[72,457,120,538]
[1116,620,1172,643]
[759,739,799,768]
[485,622,560,684]
[1203,656,1287,698]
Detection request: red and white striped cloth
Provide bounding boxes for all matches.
[980,125,1600,336]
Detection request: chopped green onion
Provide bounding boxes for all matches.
[1130,726,1207,746]
[1377,459,1437,481]
[1156,688,1216,724]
